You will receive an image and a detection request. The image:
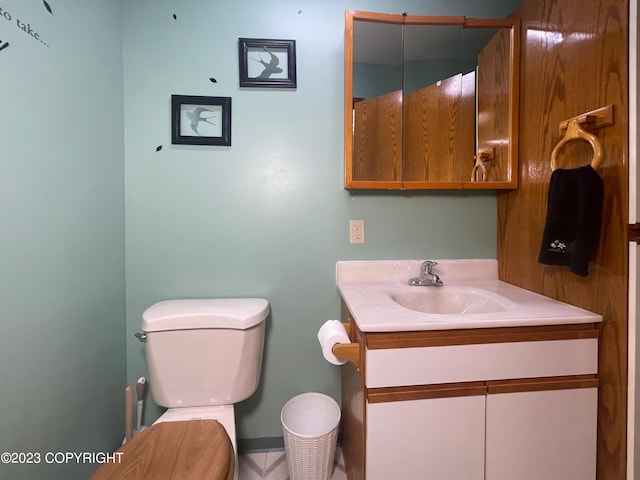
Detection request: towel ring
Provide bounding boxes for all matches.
[470,159,487,181]
[550,119,603,171]
[470,148,494,182]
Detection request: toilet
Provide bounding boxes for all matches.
[91,297,269,480]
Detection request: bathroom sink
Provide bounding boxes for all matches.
[337,260,603,331]
[390,286,515,315]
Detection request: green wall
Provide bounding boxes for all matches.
[123,0,520,443]
[0,0,524,477]
[0,0,125,479]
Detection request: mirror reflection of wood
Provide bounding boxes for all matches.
[353,91,402,183]
[403,71,475,186]
[344,11,520,190]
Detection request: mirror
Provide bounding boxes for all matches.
[344,11,520,190]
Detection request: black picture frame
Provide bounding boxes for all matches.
[171,95,231,146]
[238,38,297,88]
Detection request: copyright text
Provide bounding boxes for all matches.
[1,451,123,464]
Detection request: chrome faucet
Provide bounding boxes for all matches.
[409,260,443,286]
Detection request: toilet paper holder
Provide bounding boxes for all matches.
[331,323,360,368]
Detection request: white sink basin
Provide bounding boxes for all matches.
[390,286,516,315]
[336,260,603,332]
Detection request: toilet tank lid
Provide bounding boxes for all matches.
[142,298,269,332]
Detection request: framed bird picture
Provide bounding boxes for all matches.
[238,38,297,88]
[171,95,231,146]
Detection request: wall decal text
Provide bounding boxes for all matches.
[0,5,50,47]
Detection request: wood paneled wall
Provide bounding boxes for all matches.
[497,0,629,478]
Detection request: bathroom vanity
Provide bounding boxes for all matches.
[336,260,600,480]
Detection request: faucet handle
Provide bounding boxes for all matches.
[422,260,437,274]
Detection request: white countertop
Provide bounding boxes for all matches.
[337,260,603,332]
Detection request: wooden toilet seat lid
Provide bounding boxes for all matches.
[90,420,234,480]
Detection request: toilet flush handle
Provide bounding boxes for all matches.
[134,332,147,343]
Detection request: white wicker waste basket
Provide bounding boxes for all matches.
[281,392,341,480]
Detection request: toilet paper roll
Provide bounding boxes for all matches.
[317,320,350,366]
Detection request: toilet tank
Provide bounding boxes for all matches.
[141,298,269,408]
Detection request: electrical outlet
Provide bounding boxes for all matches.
[349,219,365,244]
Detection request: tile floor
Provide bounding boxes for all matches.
[238,447,347,480]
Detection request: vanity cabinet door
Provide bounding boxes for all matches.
[485,384,598,480]
[366,394,485,480]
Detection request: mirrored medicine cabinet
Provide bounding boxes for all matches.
[344,10,520,190]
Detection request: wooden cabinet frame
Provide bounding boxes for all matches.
[344,10,520,190]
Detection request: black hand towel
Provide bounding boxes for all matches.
[537,165,603,276]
